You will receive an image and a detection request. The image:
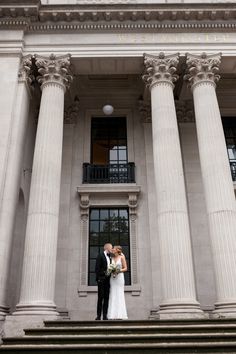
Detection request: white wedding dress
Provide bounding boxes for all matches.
[107,257,128,320]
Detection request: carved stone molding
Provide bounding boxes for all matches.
[185,52,222,89]
[27,22,236,32]
[36,6,236,26]
[175,100,195,123]
[0,0,39,27]
[127,192,139,285]
[64,96,79,124]
[128,193,138,221]
[143,52,179,89]
[35,53,73,91]
[18,55,35,94]
[138,98,151,123]
[79,193,90,221]
[2,2,236,31]
[77,184,141,295]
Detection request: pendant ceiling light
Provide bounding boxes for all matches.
[102,104,114,116]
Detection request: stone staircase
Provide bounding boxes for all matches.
[1,319,236,353]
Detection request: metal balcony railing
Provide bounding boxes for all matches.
[83,163,135,184]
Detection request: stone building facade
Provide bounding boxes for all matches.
[0,0,236,335]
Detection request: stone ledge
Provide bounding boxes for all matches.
[78,284,141,297]
[77,183,140,196]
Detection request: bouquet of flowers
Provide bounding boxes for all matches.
[106,263,121,278]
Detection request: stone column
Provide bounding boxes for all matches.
[143,53,203,318]
[0,56,33,319]
[185,52,236,317]
[15,54,72,315]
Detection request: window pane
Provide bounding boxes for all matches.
[119,209,128,219]
[109,140,118,149]
[122,246,129,258]
[90,259,96,271]
[109,220,119,232]
[89,273,97,286]
[124,272,131,285]
[119,220,129,233]
[91,117,127,165]
[100,232,110,245]
[90,209,99,220]
[90,233,99,245]
[228,146,236,160]
[110,209,118,218]
[92,141,109,165]
[100,209,109,220]
[118,149,127,161]
[110,233,120,245]
[90,221,99,233]
[223,117,236,182]
[120,233,129,246]
[109,149,118,162]
[100,220,110,232]
[90,246,99,258]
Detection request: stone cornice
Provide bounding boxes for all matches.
[28,22,236,32]
[1,2,236,32]
[0,0,39,26]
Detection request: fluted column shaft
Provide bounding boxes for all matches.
[0,56,33,318]
[143,53,203,318]
[186,53,236,316]
[15,54,72,315]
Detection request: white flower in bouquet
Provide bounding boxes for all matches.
[106,263,121,278]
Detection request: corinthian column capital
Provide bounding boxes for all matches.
[142,52,179,89]
[35,53,73,91]
[18,54,34,86]
[185,52,221,89]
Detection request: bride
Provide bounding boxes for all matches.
[107,245,128,320]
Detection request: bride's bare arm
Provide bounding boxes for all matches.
[120,255,127,272]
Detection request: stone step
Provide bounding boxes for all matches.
[1,341,236,353]
[1,319,236,353]
[3,332,236,345]
[24,323,236,336]
[43,319,236,327]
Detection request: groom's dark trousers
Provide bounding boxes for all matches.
[95,252,110,320]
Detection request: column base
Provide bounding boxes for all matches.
[13,302,59,316]
[151,301,208,320]
[0,318,4,343]
[0,305,9,320]
[211,301,236,319]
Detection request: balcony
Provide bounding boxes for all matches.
[83,163,135,184]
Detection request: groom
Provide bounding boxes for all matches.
[95,243,112,320]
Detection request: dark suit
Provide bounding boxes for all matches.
[95,252,110,320]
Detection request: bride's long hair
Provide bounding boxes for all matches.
[114,245,123,255]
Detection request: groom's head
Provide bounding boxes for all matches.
[104,243,112,253]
